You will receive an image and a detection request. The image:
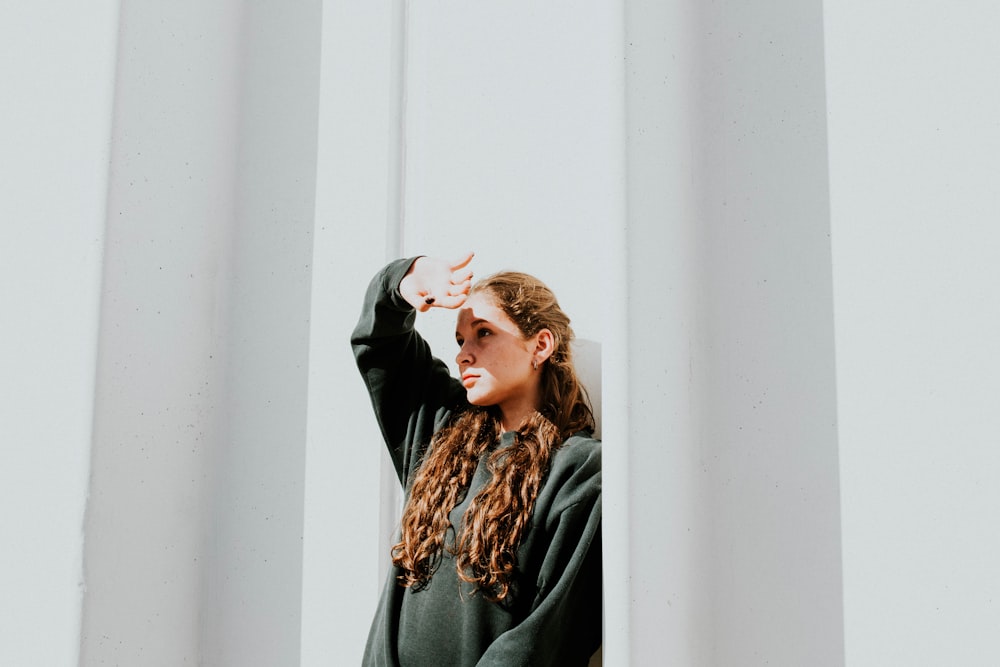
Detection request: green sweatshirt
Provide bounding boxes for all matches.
[352,258,602,667]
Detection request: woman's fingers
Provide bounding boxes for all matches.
[434,291,469,310]
[450,251,475,271]
[448,253,474,294]
[424,278,470,310]
[401,252,475,311]
[431,252,474,308]
[447,279,472,297]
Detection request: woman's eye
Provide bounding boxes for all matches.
[477,328,491,338]
[455,338,464,348]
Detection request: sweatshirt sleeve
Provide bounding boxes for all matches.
[476,443,603,667]
[351,257,466,486]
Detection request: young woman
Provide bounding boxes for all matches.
[352,253,602,666]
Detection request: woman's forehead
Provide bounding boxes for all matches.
[456,293,512,330]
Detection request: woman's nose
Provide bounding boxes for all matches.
[456,344,472,366]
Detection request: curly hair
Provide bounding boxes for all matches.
[391,271,595,601]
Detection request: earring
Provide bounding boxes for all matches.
[532,360,538,371]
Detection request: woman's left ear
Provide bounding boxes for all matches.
[533,329,555,363]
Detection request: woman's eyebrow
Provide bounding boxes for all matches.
[457,318,490,337]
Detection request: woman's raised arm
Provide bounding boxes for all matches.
[350,254,473,485]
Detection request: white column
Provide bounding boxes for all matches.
[625,0,843,663]
[623,1,711,661]
[825,3,1000,665]
[81,1,323,664]
[0,3,119,666]
[199,1,322,665]
[80,2,245,664]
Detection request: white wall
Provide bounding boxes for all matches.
[825,3,1000,665]
[7,2,999,666]
[301,1,398,664]
[0,3,120,665]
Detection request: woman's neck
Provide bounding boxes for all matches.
[499,403,536,433]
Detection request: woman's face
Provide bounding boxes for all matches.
[455,291,541,420]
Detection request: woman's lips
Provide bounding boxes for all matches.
[461,374,478,387]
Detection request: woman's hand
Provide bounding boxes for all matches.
[399,252,475,312]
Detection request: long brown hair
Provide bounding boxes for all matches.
[391,271,595,601]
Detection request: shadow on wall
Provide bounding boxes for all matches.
[574,340,602,441]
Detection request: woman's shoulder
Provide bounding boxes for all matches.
[554,432,601,467]
[541,433,601,514]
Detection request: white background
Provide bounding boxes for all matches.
[2,1,998,665]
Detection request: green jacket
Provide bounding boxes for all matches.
[352,258,602,667]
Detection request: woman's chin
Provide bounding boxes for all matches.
[465,390,492,407]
